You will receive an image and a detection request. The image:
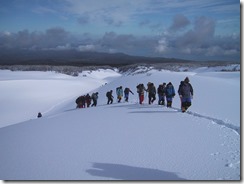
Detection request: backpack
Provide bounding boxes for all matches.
[106,91,110,97]
[180,83,192,97]
[75,97,80,104]
[124,88,129,93]
[136,84,143,93]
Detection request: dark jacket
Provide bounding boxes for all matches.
[147,83,156,95]
[178,82,193,98]
[124,88,134,95]
[106,91,114,98]
[157,84,166,96]
[91,93,98,100]
[136,84,146,95]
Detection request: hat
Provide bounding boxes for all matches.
[184,77,189,83]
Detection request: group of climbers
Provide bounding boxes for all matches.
[75,92,99,108]
[38,77,193,118]
[136,81,178,108]
[75,77,193,113]
[105,86,134,104]
[135,77,193,112]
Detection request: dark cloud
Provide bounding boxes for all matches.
[0,27,70,49]
[156,16,239,61]
[174,16,215,47]
[169,14,190,32]
[0,22,240,61]
[45,27,70,47]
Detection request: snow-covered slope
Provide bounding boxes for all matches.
[0,69,121,128]
[0,68,240,180]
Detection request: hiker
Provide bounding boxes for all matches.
[157,83,166,105]
[136,83,147,104]
[178,77,194,112]
[76,95,86,108]
[147,82,156,104]
[116,86,123,103]
[37,112,42,118]
[177,81,184,109]
[165,82,175,108]
[91,92,99,107]
[85,93,91,107]
[106,90,114,104]
[124,87,134,102]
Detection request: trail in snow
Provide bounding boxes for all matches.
[171,107,240,135]
[57,100,240,136]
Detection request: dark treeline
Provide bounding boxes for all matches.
[0,50,239,66]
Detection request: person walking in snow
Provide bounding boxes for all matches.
[85,93,91,107]
[37,112,42,118]
[157,83,166,105]
[147,82,156,104]
[76,95,86,108]
[178,77,193,112]
[177,81,184,109]
[91,92,99,107]
[136,83,147,104]
[116,86,123,103]
[124,87,134,102]
[165,82,175,108]
[106,90,114,104]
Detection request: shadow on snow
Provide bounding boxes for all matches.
[86,162,186,180]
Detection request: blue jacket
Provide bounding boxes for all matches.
[166,84,175,97]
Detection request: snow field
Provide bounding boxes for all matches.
[0,67,240,180]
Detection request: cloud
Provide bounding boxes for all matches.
[139,20,151,27]
[0,23,240,61]
[77,44,96,52]
[61,0,165,27]
[0,27,70,49]
[155,38,169,53]
[77,15,90,25]
[155,15,239,60]
[169,14,190,32]
[55,44,72,51]
[173,16,215,49]
[99,32,157,55]
[32,6,57,14]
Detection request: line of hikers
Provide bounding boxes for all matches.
[136,77,193,112]
[136,81,176,108]
[106,86,134,104]
[75,77,193,113]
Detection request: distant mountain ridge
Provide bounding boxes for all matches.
[0,49,238,66]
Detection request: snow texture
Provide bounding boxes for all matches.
[0,67,240,180]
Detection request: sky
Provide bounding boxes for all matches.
[0,0,241,62]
